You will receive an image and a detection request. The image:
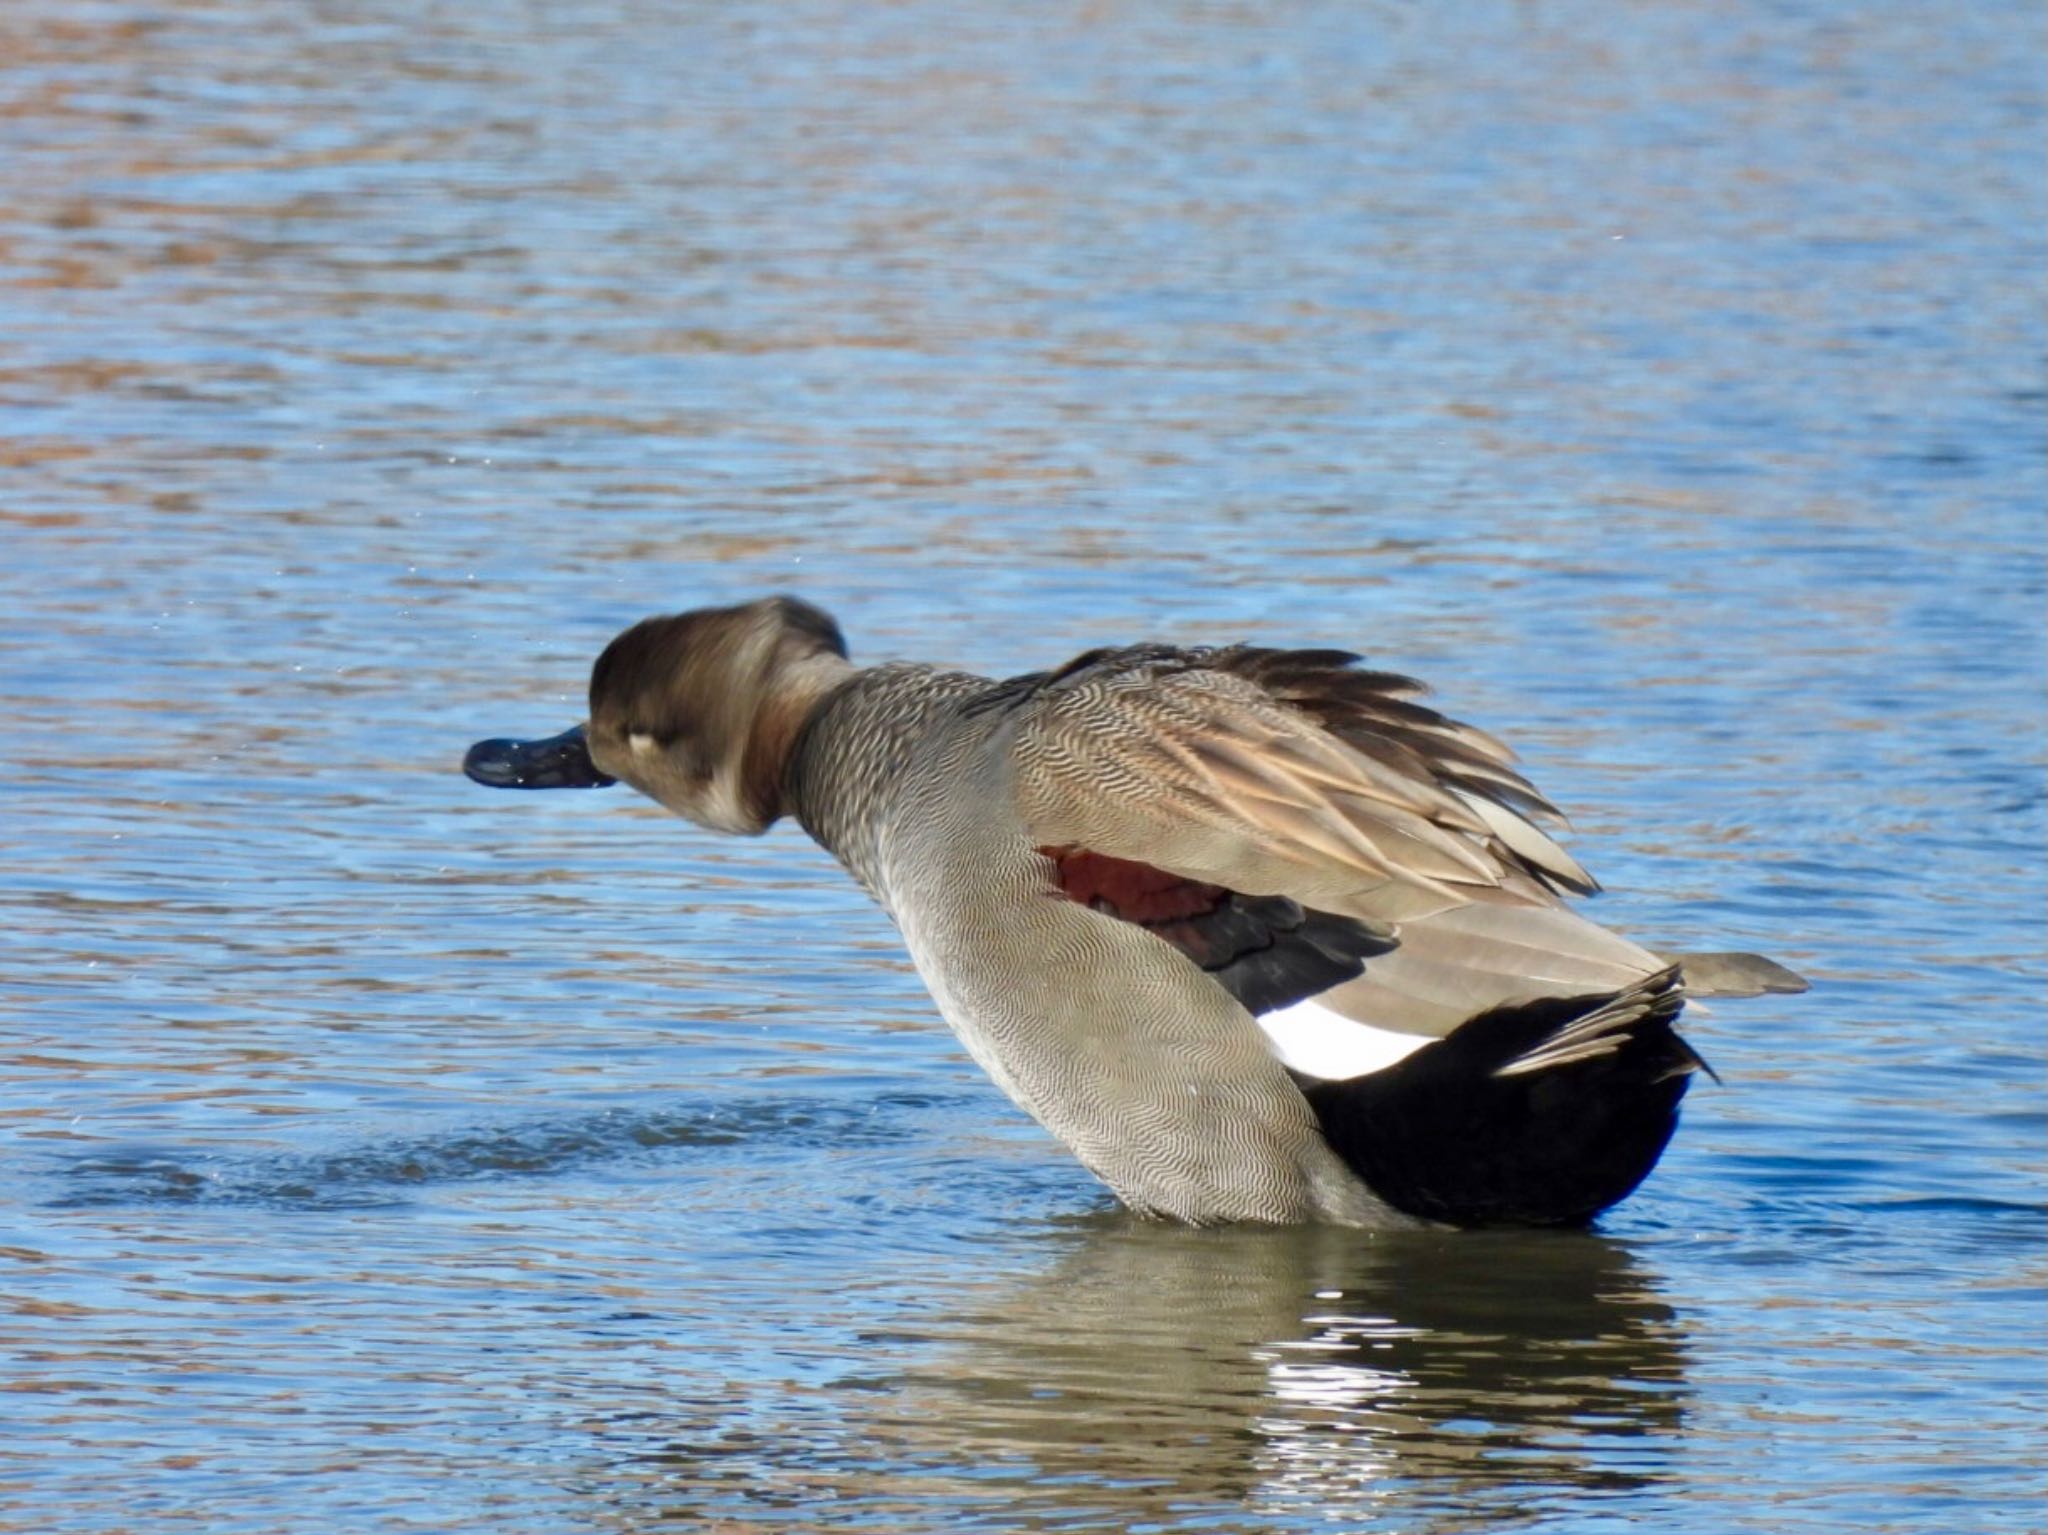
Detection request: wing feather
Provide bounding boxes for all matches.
[1005,645,1587,931]
[981,641,1798,1059]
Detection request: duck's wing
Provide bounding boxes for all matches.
[1004,644,1671,1043]
[1006,644,1583,924]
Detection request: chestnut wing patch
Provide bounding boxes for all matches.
[1041,846,1395,1015]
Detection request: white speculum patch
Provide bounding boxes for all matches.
[1256,997,1432,1080]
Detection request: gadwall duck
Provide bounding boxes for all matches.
[465,596,1805,1228]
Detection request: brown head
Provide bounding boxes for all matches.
[582,596,854,834]
[462,595,854,835]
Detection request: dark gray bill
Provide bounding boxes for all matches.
[463,724,616,789]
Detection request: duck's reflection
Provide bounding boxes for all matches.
[906,1222,1684,1505]
[621,1218,1690,1526]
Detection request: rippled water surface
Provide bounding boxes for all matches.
[3,2,2043,1531]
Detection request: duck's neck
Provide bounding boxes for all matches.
[783,663,990,894]
[739,651,859,827]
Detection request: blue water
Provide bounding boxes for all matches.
[2,2,2042,1530]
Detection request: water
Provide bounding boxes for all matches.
[2,1,2042,1530]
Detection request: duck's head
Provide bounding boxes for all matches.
[463,595,853,835]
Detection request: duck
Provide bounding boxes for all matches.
[464,595,1806,1228]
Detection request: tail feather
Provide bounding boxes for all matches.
[1660,950,1809,997]
[1493,965,1703,1078]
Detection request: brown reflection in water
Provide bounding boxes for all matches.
[605,1223,1687,1528]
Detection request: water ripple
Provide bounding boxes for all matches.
[46,1093,958,1210]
